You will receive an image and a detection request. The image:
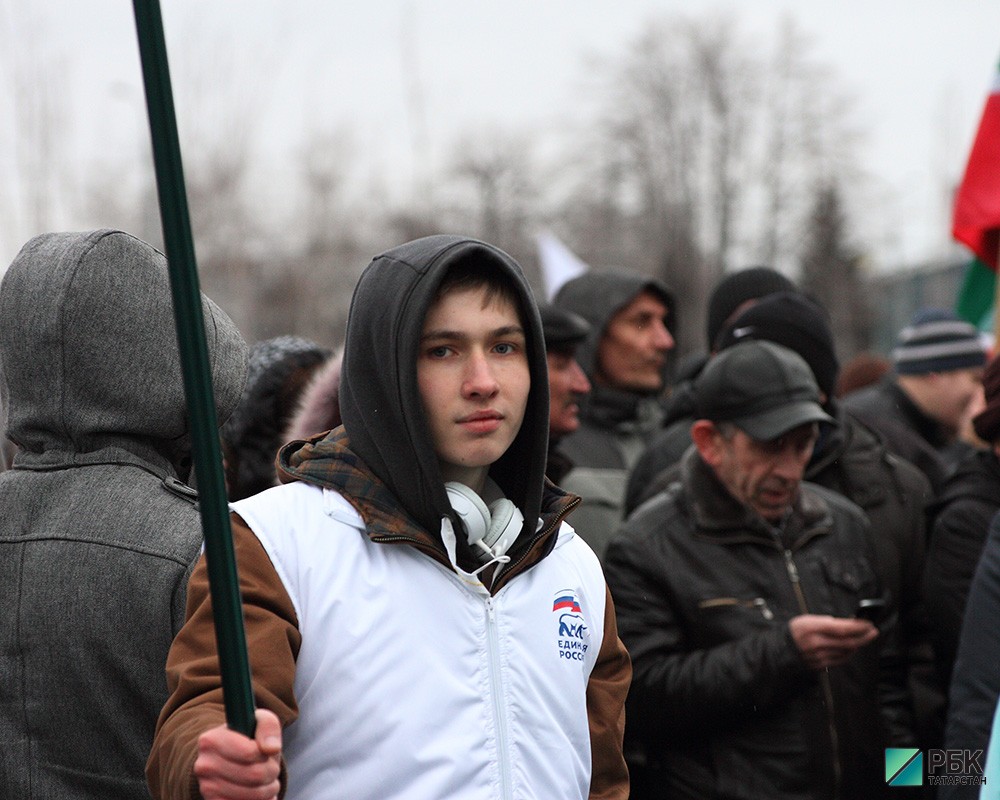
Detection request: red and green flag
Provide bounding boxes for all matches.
[953,57,1000,271]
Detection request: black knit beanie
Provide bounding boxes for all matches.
[705,266,796,350]
[717,291,839,399]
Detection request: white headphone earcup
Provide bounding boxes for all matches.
[445,482,523,563]
[444,482,491,547]
[485,499,523,559]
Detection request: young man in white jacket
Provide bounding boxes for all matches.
[147,235,631,800]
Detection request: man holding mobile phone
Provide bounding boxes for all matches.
[605,341,915,799]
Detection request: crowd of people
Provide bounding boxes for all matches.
[0,227,998,799]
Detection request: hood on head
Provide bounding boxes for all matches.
[0,229,248,468]
[338,235,549,538]
[552,269,675,381]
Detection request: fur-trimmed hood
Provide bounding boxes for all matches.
[221,336,331,500]
[283,350,343,443]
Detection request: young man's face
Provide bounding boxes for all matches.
[596,289,674,393]
[546,348,591,437]
[698,421,818,521]
[418,284,531,487]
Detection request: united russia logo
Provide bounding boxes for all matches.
[554,590,589,662]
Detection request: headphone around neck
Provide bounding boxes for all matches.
[445,481,524,564]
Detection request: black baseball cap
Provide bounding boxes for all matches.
[694,340,834,440]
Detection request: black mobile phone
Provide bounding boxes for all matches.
[855,598,886,623]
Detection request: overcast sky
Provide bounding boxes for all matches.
[2,0,999,269]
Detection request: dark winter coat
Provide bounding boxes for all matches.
[941,510,1000,800]
[627,404,932,657]
[0,230,248,800]
[605,448,912,800]
[628,402,941,748]
[923,449,1000,687]
[842,377,951,493]
[805,407,932,644]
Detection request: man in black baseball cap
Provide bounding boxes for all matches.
[605,339,907,799]
[693,337,832,442]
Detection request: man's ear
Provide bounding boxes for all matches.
[691,419,722,466]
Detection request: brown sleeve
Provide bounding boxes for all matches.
[146,513,303,800]
[587,583,632,800]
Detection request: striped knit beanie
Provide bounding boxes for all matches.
[892,309,986,375]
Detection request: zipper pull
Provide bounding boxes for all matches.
[783,549,800,583]
[753,597,775,620]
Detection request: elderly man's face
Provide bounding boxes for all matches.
[595,290,674,393]
[547,348,591,437]
[696,421,818,521]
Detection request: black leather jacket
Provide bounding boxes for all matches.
[924,448,1000,687]
[606,449,914,800]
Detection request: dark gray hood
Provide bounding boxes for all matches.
[552,269,675,381]
[0,229,248,474]
[339,235,550,538]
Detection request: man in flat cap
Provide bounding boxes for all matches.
[539,304,591,484]
[605,340,911,799]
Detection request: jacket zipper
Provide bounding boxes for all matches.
[485,596,513,799]
[780,546,843,799]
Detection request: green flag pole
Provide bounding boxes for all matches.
[131,0,257,737]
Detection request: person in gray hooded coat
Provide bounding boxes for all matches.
[552,270,675,560]
[0,229,248,800]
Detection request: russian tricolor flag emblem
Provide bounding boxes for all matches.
[553,594,581,613]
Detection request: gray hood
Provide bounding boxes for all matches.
[0,229,248,475]
[553,269,675,382]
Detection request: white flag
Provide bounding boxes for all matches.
[537,230,589,300]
